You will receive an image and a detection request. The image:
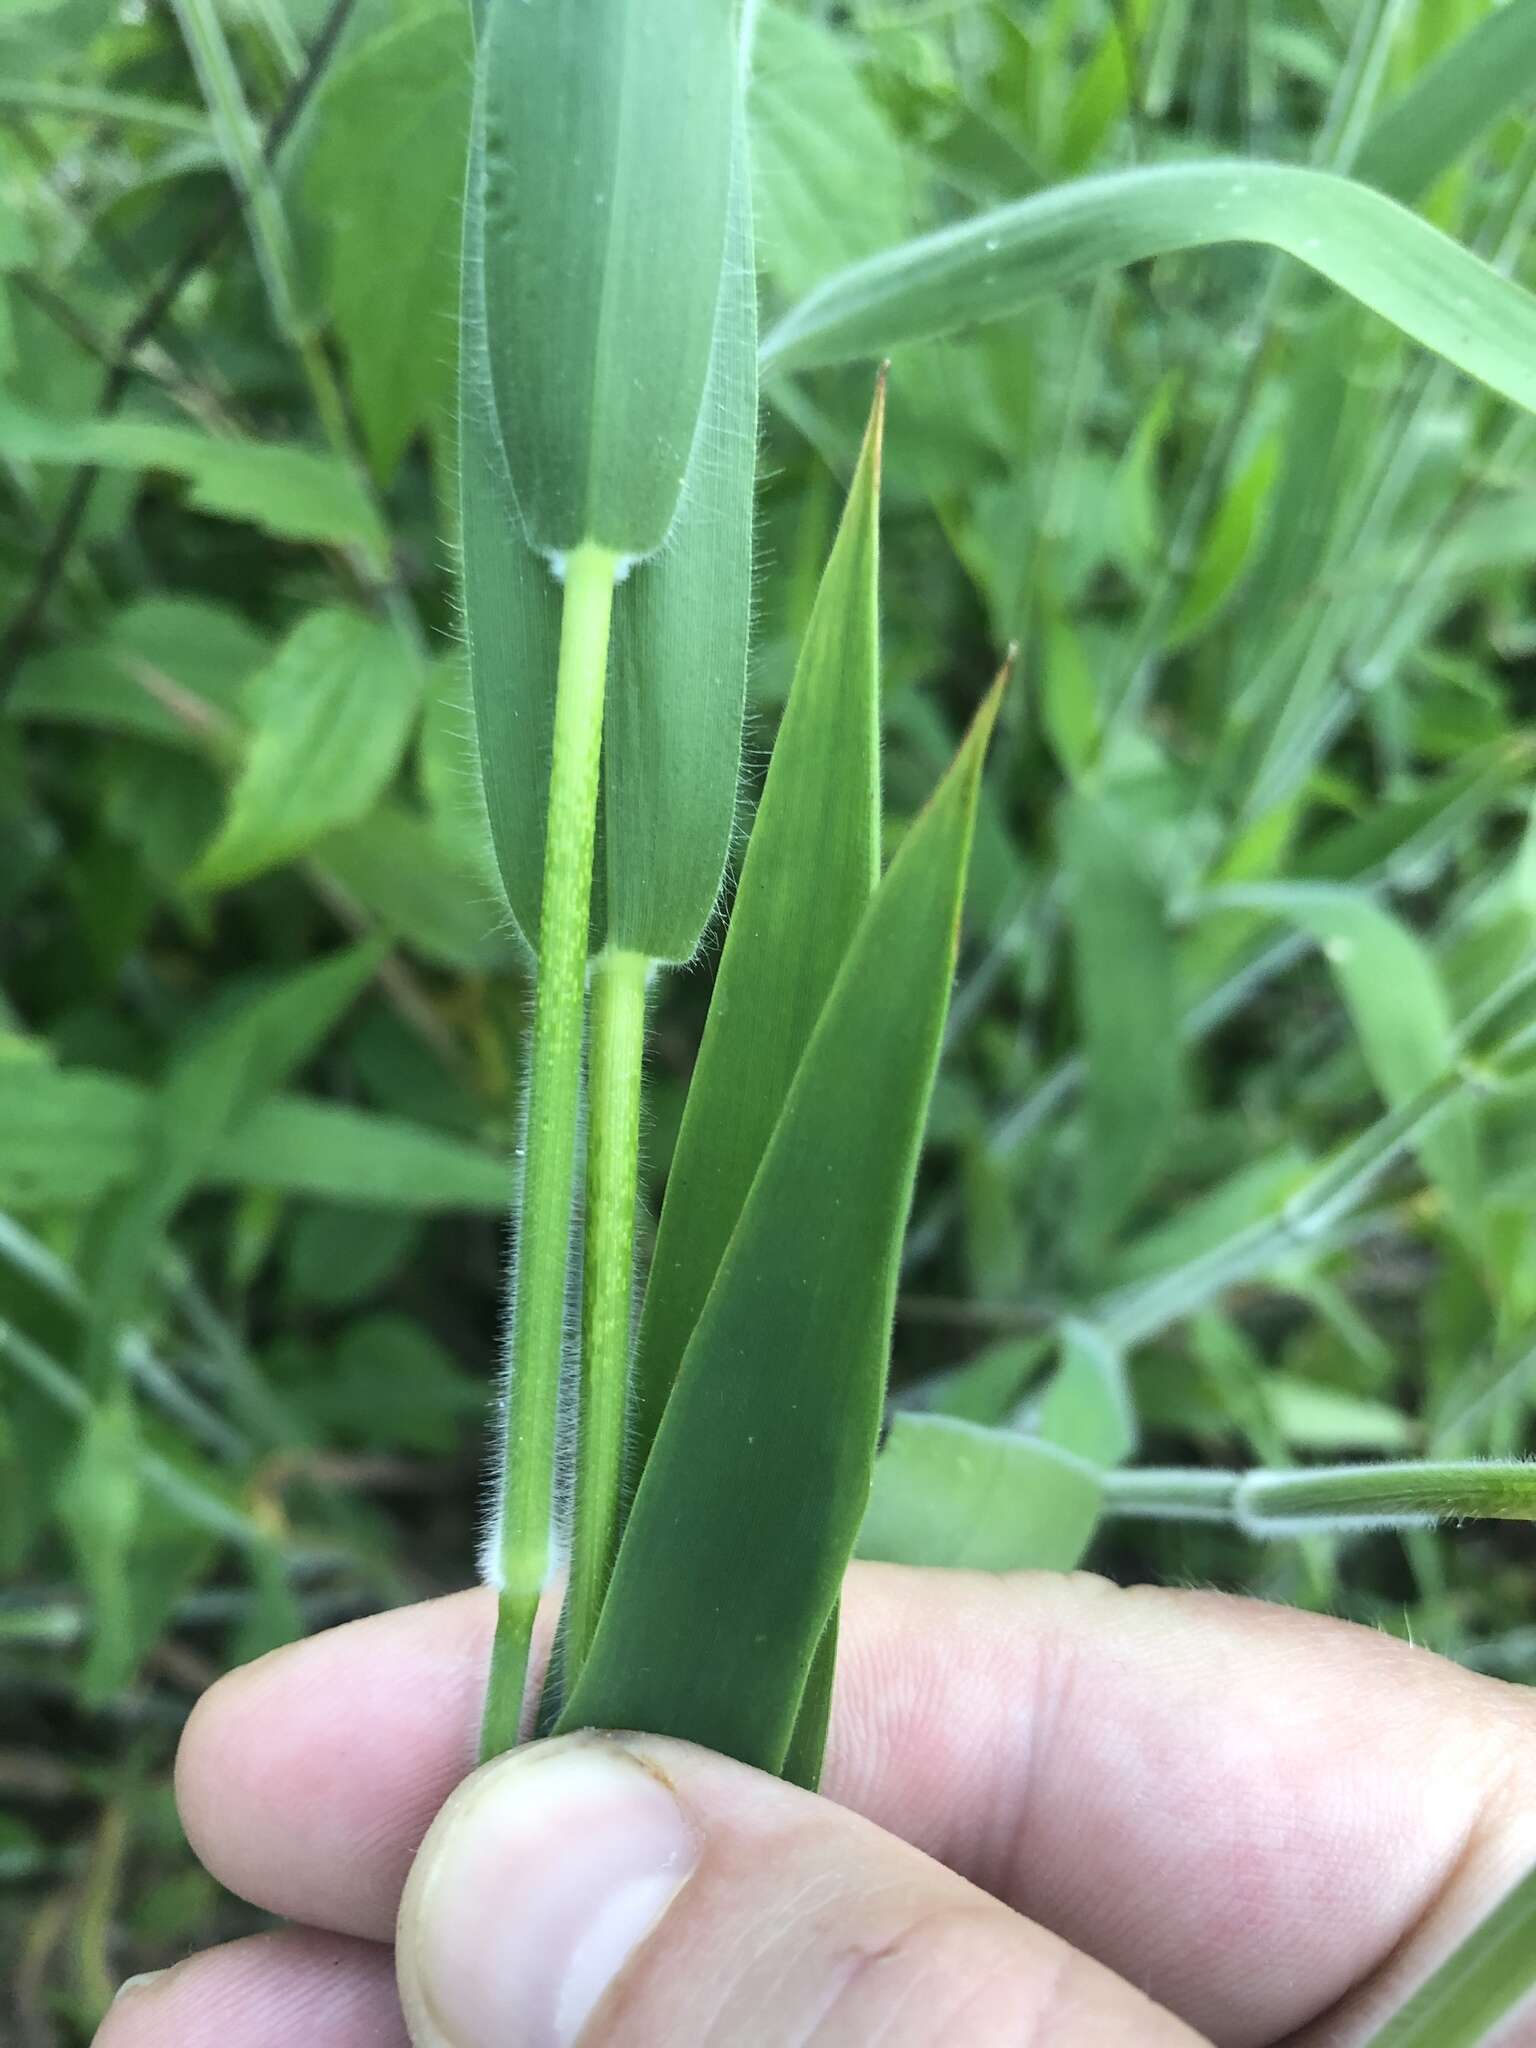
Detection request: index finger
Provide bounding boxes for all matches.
[176,1564,1536,2046]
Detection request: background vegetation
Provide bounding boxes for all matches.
[3,0,1535,2035]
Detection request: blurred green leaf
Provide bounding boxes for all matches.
[0,398,387,552]
[1207,883,1480,1228]
[302,0,470,476]
[193,611,422,890]
[749,2,912,300]
[1063,788,1184,1254]
[1037,1319,1137,1467]
[859,1413,1103,1572]
[1357,0,1536,204]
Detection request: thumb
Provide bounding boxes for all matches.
[396,1729,1205,2047]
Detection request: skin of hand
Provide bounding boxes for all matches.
[92,1564,1536,2048]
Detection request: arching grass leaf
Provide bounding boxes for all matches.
[559,677,1004,1776]
[760,160,1536,425]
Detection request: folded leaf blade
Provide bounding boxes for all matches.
[629,376,886,1468]
[559,675,1004,1774]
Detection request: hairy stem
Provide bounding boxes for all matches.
[564,946,650,1684]
[481,541,617,1761]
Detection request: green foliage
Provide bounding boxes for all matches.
[5,0,1536,2032]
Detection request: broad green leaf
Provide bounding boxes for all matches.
[6,597,264,748]
[1062,788,1184,1253]
[476,0,737,557]
[0,398,386,555]
[759,161,1536,425]
[460,92,756,963]
[0,1065,510,1214]
[1268,1378,1417,1456]
[1364,1859,1536,2048]
[559,678,1003,1774]
[192,611,422,890]
[212,1096,510,1211]
[1205,883,1480,1227]
[302,1,470,477]
[0,1066,148,1210]
[1037,1320,1136,1467]
[318,804,513,971]
[1357,0,1536,204]
[630,378,885,1467]
[858,1413,1103,1572]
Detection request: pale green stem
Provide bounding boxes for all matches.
[1101,1467,1241,1522]
[564,946,651,1685]
[1102,1459,1536,1538]
[481,542,618,1761]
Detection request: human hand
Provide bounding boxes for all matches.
[95,1565,1536,2046]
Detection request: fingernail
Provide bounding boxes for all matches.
[112,1970,170,2003]
[398,1736,699,2048]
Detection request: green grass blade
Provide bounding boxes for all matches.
[600,123,758,963]
[782,1606,839,1793]
[1357,0,1536,204]
[628,376,887,1472]
[477,0,737,558]
[1202,882,1480,1230]
[81,941,384,1398]
[1062,788,1184,1257]
[1364,1861,1536,2048]
[858,1413,1104,1573]
[559,676,1003,1774]
[760,161,1536,422]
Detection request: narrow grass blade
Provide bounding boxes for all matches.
[858,1414,1104,1573]
[1357,0,1536,204]
[1204,883,1480,1228]
[559,678,1004,1774]
[1363,1860,1536,2048]
[760,161,1536,423]
[477,0,737,557]
[80,941,384,1397]
[782,1610,839,1794]
[628,377,887,1472]
[1062,788,1183,1255]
